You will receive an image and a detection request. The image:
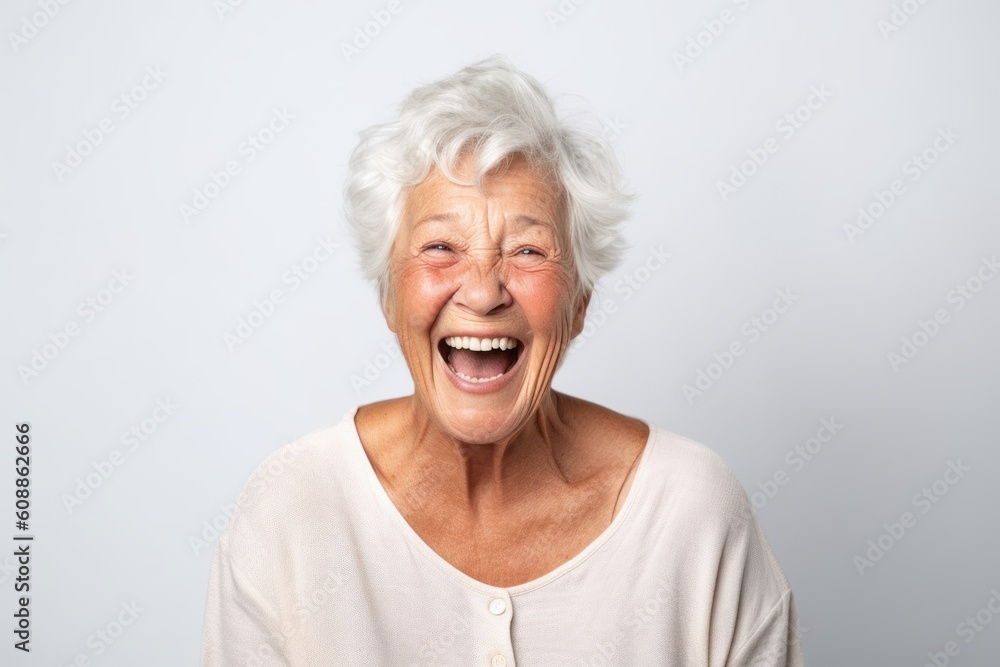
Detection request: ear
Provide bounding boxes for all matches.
[570,289,592,339]
[381,286,397,334]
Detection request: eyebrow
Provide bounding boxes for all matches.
[412,212,461,230]
[511,215,548,228]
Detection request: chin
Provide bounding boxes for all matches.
[434,401,528,446]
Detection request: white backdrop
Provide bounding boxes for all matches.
[2,0,999,665]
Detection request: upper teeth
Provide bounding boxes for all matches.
[444,336,519,351]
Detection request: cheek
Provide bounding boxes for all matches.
[509,268,577,327]
[394,264,455,328]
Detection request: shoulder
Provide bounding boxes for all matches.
[648,428,757,528]
[222,408,361,554]
[555,399,799,659]
[352,396,409,456]
[555,392,649,468]
[638,427,794,610]
[243,414,353,499]
[626,423,791,595]
[556,392,647,436]
[207,409,363,635]
[553,393,755,530]
[634,429,797,653]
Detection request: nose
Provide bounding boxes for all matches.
[453,252,512,316]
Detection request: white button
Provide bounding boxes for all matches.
[491,655,507,667]
[489,598,506,615]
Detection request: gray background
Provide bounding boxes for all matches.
[2,0,999,664]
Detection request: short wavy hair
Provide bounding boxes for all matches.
[342,55,634,307]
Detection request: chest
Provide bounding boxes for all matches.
[391,464,639,588]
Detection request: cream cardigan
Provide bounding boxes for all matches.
[201,406,804,666]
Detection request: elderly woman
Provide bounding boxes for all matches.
[202,56,803,666]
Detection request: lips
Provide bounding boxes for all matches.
[438,335,522,384]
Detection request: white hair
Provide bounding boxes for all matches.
[342,55,634,307]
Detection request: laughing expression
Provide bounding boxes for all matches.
[382,154,589,444]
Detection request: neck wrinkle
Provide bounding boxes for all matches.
[399,391,574,516]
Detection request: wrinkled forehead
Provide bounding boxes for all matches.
[402,153,567,236]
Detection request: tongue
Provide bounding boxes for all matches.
[449,348,512,379]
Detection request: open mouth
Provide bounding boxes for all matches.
[438,336,522,384]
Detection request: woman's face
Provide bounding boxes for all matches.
[384,154,588,444]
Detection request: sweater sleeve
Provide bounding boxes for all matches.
[671,436,804,667]
[726,587,803,667]
[200,530,290,666]
[722,508,805,667]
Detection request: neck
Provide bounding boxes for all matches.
[393,391,575,516]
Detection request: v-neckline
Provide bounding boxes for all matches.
[346,405,658,597]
